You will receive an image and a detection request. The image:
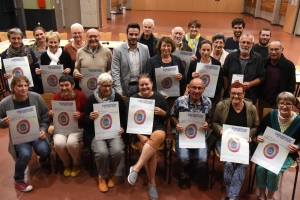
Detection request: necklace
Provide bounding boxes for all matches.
[278,110,293,120]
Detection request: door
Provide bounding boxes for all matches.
[62,0,81,28]
[283,0,300,34]
[53,0,63,30]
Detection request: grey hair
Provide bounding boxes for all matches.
[269,40,284,49]
[212,32,227,43]
[71,23,84,32]
[142,19,155,28]
[8,28,23,39]
[171,27,185,36]
[241,33,254,42]
[97,73,113,85]
[276,92,296,105]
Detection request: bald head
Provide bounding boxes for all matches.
[189,78,205,102]
[172,27,185,44]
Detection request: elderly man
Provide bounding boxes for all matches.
[171,27,192,51]
[224,18,246,52]
[138,19,159,57]
[258,40,295,119]
[223,33,265,105]
[73,28,112,88]
[171,78,212,186]
[111,23,150,97]
[252,28,271,59]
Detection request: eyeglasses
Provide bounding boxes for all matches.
[269,48,281,52]
[230,92,244,97]
[278,102,293,107]
[88,35,99,39]
[10,37,22,41]
[100,84,112,88]
[190,86,204,91]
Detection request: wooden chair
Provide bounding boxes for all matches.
[59,32,68,40]
[83,32,87,40]
[25,30,34,39]
[294,83,300,113]
[100,32,112,41]
[153,33,158,37]
[119,33,127,41]
[0,32,8,41]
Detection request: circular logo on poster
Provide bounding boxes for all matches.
[58,112,69,126]
[47,75,58,87]
[87,78,97,90]
[200,74,210,87]
[185,123,197,139]
[100,114,112,129]
[161,77,172,89]
[16,119,30,134]
[134,109,146,125]
[12,67,24,76]
[263,143,279,159]
[227,138,241,152]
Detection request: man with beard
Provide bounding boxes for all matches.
[258,40,295,119]
[252,28,271,59]
[224,18,246,52]
[171,27,193,52]
[223,33,265,104]
[138,19,159,57]
[111,23,150,98]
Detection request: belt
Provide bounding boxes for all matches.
[128,81,138,85]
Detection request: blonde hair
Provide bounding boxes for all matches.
[46,31,60,42]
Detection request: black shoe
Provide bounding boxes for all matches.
[177,172,189,186]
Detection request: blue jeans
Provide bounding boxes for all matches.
[91,137,124,178]
[14,139,50,182]
[175,134,208,169]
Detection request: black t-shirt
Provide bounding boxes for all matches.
[139,36,154,57]
[13,98,30,109]
[252,43,269,59]
[224,37,239,51]
[225,103,247,127]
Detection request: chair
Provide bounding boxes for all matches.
[59,32,68,40]
[0,32,8,41]
[100,32,112,41]
[40,93,54,111]
[25,30,34,39]
[294,83,300,113]
[83,32,87,40]
[153,33,158,37]
[119,33,127,41]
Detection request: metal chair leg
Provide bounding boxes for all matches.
[89,149,94,177]
[168,140,173,184]
[248,161,253,193]
[210,150,216,189]
[164,139,167,181]
[250,164,257,194]
[124,145,128,176]
[55,153,59,174]
[292,164,299,200]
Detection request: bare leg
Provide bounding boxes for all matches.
[267,191,275,199]
[145,153,157,186]
[133,143,156,172]
[258,187,266,199]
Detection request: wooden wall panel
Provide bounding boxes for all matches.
[153,0,180,11]
[279,0,288,15]
[261,0,275,12]
[226,0,243,13]
[217,0,227,13]
[246,0,257,8]
[132,0,145,10]
[206,0,218,12]
[144,0,154,11]
[179,0,197,12]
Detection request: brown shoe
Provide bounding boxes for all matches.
[107,172,115,188]
[98,177,108,192]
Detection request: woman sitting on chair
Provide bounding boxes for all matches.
[127,74,169,200]
[256,92,300,200]
[212,81,259,200]
[49,74,87,177]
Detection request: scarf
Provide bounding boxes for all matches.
[6,43,34,65]
[185,33,201,52]
[47,47,62,65]
[94,88,116,103]
[270,109,300,136]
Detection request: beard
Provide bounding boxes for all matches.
[259,38,269,46]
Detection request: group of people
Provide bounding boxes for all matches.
[0,17,299,200]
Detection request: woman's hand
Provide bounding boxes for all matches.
[1,116,10,127]
[192,72,200,78]
[176,123,183,132]
[63,68,71,74]
[118,127,124,135]
[201,122,210,131]
[48,110,54,118]
[39,130,46,140]
[219,130,223,136]
[89,111,99,120]
[288,144,299,153]
[73,111,81,120]
[190,55,197,60]
[138,134,149,144]
[154,107,165,116]
[257,135,264,143]
[248,137,252,142]
[35,68,42,75]
[74,72,83,79]
[175,73,183,81]
[3,73,12,79]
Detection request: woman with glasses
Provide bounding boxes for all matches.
[255,92,300,200]
[182,19,204,53]
[83,73,126,192]
[1,28,42,93]
[212,81,259,200]
[211,33,229,66]
[127,74,169,200]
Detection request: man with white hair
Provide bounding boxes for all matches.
[223,33,265,104]
[138,18,159,57]
[171,27,192,51]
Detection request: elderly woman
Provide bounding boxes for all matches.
[49,74,87,177]
[212,81,259,200]
[182,19,204,53]
[127,74,169,200]
[187,40,224,105]
[147,36,186,96]
[256,92,300,200]
[0,75,50,192]
[1,28,42,93]
[83,73,126,192]
[211,33,229,66]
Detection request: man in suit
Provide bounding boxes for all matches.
[111,23,150,97]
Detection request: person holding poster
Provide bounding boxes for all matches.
[170,78,212,186]
[147,36,187,96]
[49,75,87,177]
[127,74,169,200]
[83,73,127,192]
[255,92,300,200]
[1,28,41,93]
[212,81,259,200]
[0,75,50,192]
[187,40,224,105]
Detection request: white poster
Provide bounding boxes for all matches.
[127,97,154,135]
[251,127,295,174]
[7,106,40,145]
[81,68,104,97]
[196,63,220,98]
[51,100,78,135]
[3,56,34,90]
[232,74,244,83]
[179,112,206,148]
[220,124,250,165]
[172,50,193,76]
[155,66,180,97]
[93,102,121,140]
[40,65,63,93]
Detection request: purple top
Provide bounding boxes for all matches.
[261,62,280,101]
